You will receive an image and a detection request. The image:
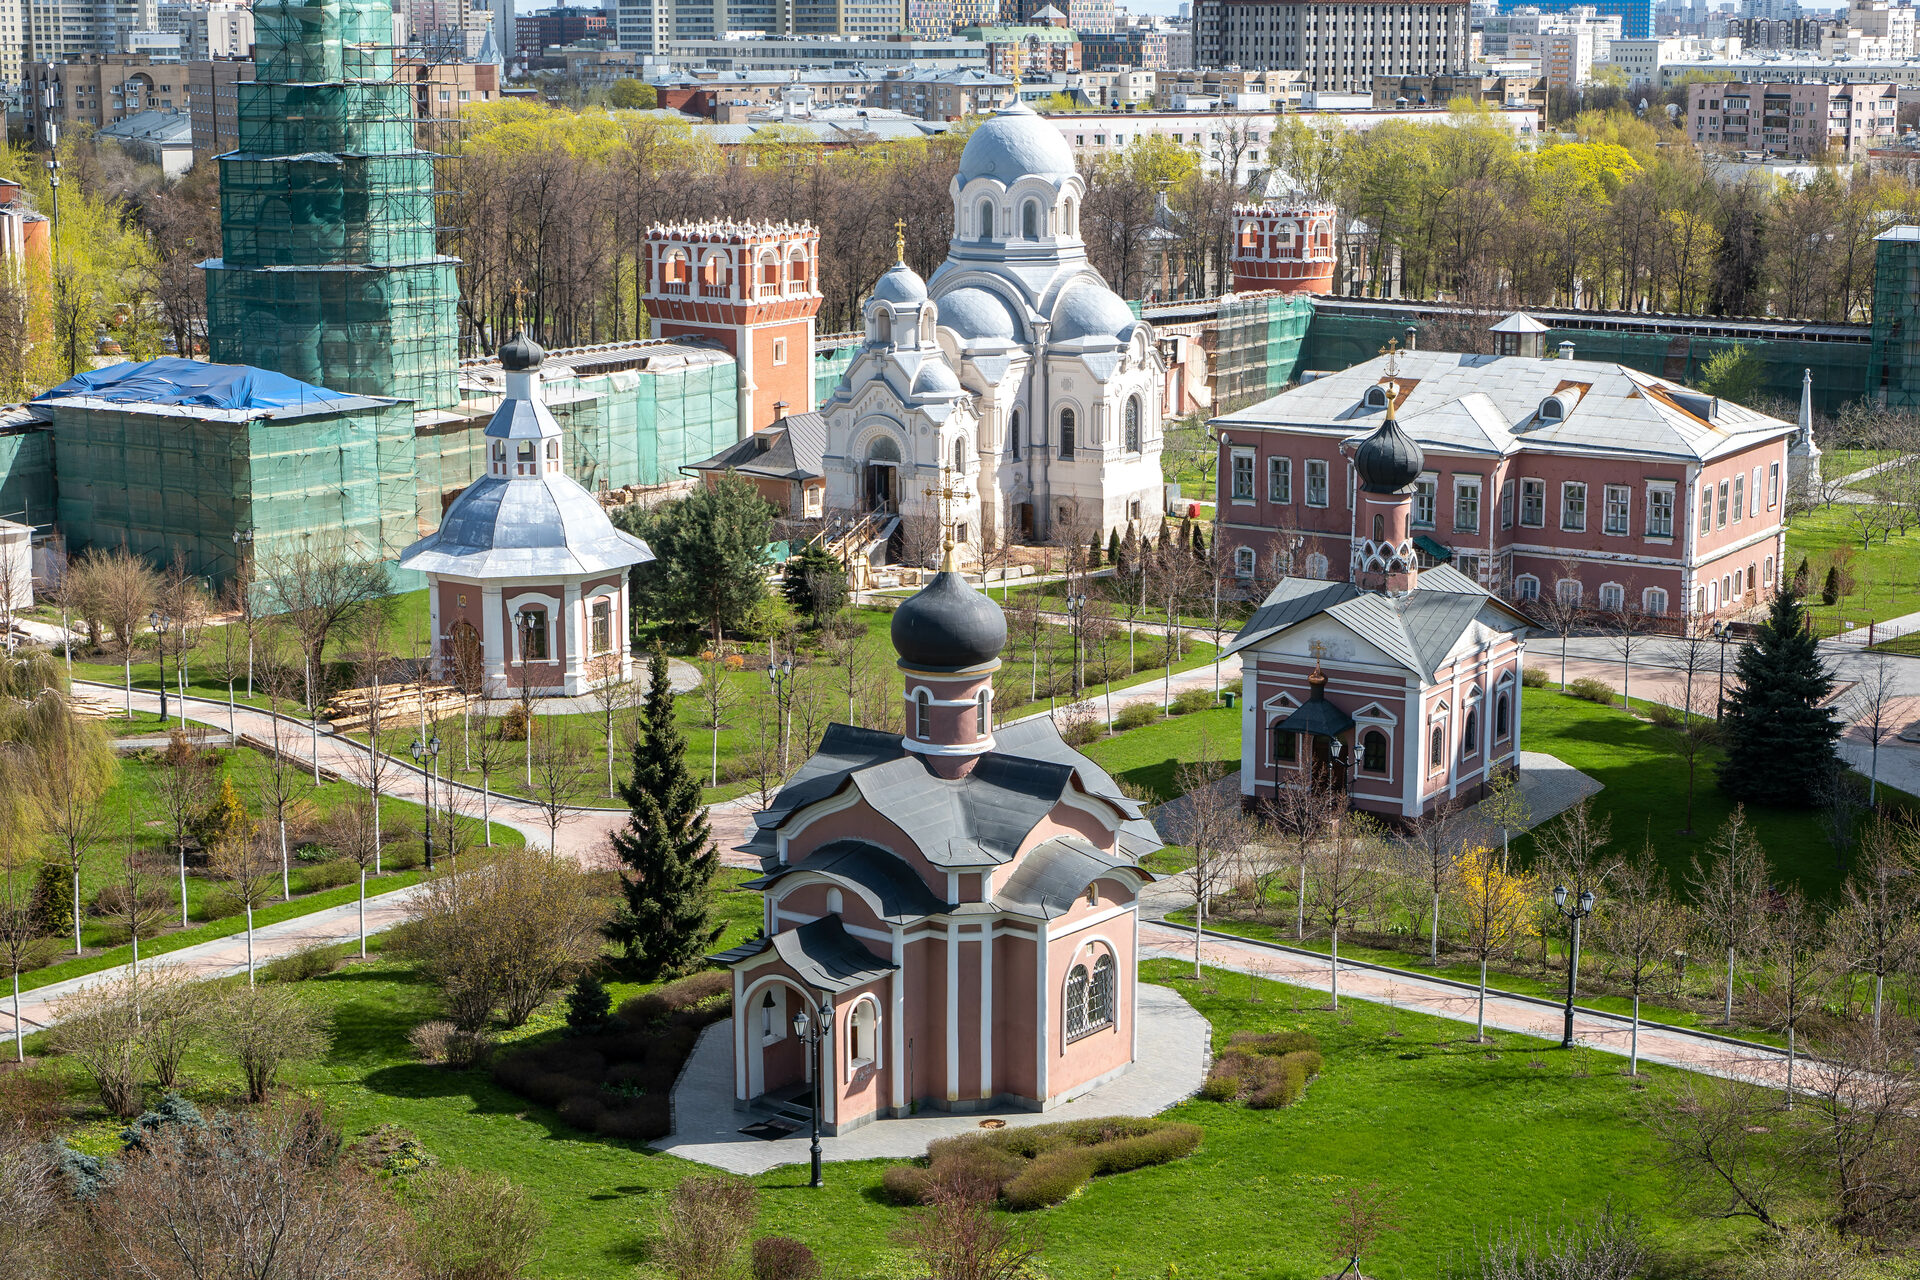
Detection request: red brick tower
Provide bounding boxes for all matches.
[1230,196,1337,296]
[644,219,823,439]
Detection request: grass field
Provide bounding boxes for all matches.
[1784,504,1920,628]
[28,952,1764,1280]
[1084,706,1242,804]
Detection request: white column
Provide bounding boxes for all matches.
[480,584,505,696]
[945,922,960,1102]
[979,920,994,1100]
[1034,921,1050,1101]
[733,970,748,1101]
[561,580,583,693]
[890,928,906,1115]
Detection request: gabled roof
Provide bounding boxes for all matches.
[683,411,826,482]
[747,839,953,921]
[1212,349,1797,464]
[714,916,896,993]
[995,835,1147,920]
[1226,564,1529,682]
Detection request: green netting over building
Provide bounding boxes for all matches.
[1213,294,1315,411]
[0,425,53,528]
[203,0,459,411]
[1869,227,1920,407]
[42,396,414,583]
[813,340,859,407]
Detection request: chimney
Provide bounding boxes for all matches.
[1404,324,1417,352]
[772,399,789,419]
[1557,340,1575,360]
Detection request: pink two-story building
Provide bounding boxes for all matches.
[1213,316,1796,622]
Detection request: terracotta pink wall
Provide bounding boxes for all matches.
[782,805,947,890]
[773,881,887,937]
[832,979,889,1123]
[993,931,1040,1101]
[901,668,995,750]
[1247,663,1406,805]
[1044,893,1136,1096]
[497,590,563,691]
[433,579,484,658]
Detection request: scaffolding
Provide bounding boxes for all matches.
[204,0,460,411]
[1870,227,1920,407]
[0,426,53,528]
[1212,293,1315,411]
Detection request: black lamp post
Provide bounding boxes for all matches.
[1711,619,1735,716]
[1551,884,1596,1049]
[410,734,442,869]
[791,997,833,1188]
[149,610,171,721]
[1065,592,1087,694]
[766,655,795,773]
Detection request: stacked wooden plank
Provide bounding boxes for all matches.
[325,681,467,732]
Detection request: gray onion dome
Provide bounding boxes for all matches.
[499,331,546,371]
[892,569,1007,672]
[1355,400,1424,495]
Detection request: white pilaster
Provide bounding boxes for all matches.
[979,920,993,1100]
[890,928,906,1114]
[481,584,505,697]
[945,922,960,1101]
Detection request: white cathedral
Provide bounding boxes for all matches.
[821,102,1167,552]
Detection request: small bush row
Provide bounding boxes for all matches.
[261,942,348,984]
[1169,687,1218,716]
[1520,666,1551,688]
[1113,702,1159,731]
[1201,1030,1324,1109]
[1566,677,1616,705]
[881,1116,1202,1211]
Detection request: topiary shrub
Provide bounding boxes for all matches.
[1567,678,1615,705]
[1086,1124,1202,1175]
[752,1236,821,1280]
[1113,702,1158,731]
[897,1117,1201,1211]
[409,1020,494,1068]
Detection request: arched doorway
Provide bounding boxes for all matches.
[864,435,901,512]
[742,976,814,1102]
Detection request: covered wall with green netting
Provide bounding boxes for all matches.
[1869,228,1920,408]
[814,342,858,407]
[46,399,415,583]
[1212,294,1315,411]
[0,428,53,528]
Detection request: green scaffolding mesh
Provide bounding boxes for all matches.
[0,428,54,528]
[1213,294,1315,410]
[1870,229,1920,407]
[813,342,858,407]
[46,400,415,584]
[251,0,396,83]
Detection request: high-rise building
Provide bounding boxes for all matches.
[1495,0,1648,40]
[26,0,158,60]
[1193,0,1469,88]
[158,2,254,58]
[203,0,461,410]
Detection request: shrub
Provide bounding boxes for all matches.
[618,970,730,1025]
[556,1095,604,1130]
[1086,1124,1202,1174]
[1520,666,1550,688]
[499,703,534,742]
[31,861,75,937]
[565,973,613,1034]
[880,1165,932,1205]
[409,1020,494,1068]
[1171,687,1216,715]
[1247,1050,1323,1110]
[1646,701,1683,729]
[1002,1148,1098,1210]
[1567,678,1615,705]
[262,942,347,984]
[1113,702,1158,731]
[595,1098,670,1141]
[299,858,360,891]
[752,1236,820,1280]
[1056,702,1100,746]
[1205,1034,1323,1110]
[352,1124,438,1175]
[406,1166,548,1280]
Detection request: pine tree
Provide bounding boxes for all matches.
[1119,522,1139,575]
[1156,521,1172,557]
[608,647,721,978]
[1087,533,1102,568]
[1821,565,1840,606]
[1792,556,1810,594]
[1717,588,1841,807]
[1107,528,1122,570]
[1191,525,1207,560]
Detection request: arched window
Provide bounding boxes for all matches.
[1643,587,1668,616]
[1022,199,1039,239]
[825,887,843,915]
[1064,197,1077,236]
[876,310,892,345]
[1234,546,1255,577]
[976,689,990,738]
[1065,965,1090,1039]
[1059,408,1076,459]
[1362,384,1389,410]
[1429,725,1444,769]
[867,434,901,465]
[760,989,778,1039]
[1556,579,1582,606]
[914,688,931,740]
[545,438,560,465]
[1361,729,1387,773]
[1463,708,1479,756]
[1087,954,1115,1030]
[1515,574,1539,601]
[848,999,878,1070]
[1495,692,1511,740]
[1599,583,1624,612]
[1372,513,1384,541]
[517,609,548,662]
[1009,410,1022,459]
[978,199,995,240]
[1125,395,1141,453]
[953,436,967,474]
[1306,552,1329,579]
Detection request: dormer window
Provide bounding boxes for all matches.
[1539,396,1566,423]
[1362,384,1389,410]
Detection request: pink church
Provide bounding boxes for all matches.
[715,561,1159,1132]
[1227,398,1532,821]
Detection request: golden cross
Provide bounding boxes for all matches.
[920,460,967,557]
[1379,337,1401,378]
[1307,638,1329,673]
[510,280,528,328]
[894,218,907,263]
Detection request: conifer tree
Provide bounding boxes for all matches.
[1107,528,1121,568]
[1087,533,1102,568]
[1716,588,1841,807]
[608,647,720,978]
[1821,565,1840,607]
[1156,521,1172,557]
[1192,525,1207,560]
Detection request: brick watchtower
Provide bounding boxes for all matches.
[644,219,822,440]
[1230,188,1337,297]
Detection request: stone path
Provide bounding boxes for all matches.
[650,983,1209,1174]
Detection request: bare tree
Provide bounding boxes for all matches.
[1174,732,1253,982]
[1327,1180,1401,1280]
[1645,1071,1793,1231]
[213,823,280,985]
[141,967,208,1092]
[79,546,161,719]
[1267,766,1344,940]
[470,704,514,848]
[1796,1018,1920,1240]
[893,1159,1041,1280]
[1606,600,1656,711]
[101,827,167,977]
[1398,792,1465,967]
[322,798,384,959]
[259,539,390,714]
[154,729,213,927]
[1452,844,1537,1041]
[159,551,211,722]
[583,653,637,800]
[50,972,147,1116]
[1458,1202,1649,1280]
[1149,546,1204,708]
[1537,560,1585,689]
[1830,813,1920,1031]
[1304,812,1382,1009]
[1846,653,1900,807]
[1747,886,1831,1104]
[0,762,49,1061]
[256,656,308,899]
[1532,798,1617,919]
[818,622,865,729]
[1589,836,1684,1076]
[525,725,592,851]
[218,984,333,1102]
[1686,807,1772,1028]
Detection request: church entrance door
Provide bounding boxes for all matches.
[865,462,897,512]
[1015,502,1034,540]
[1311,737,1346,794]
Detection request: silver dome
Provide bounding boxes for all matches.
[399,473,654,579]
[937,287,1022,344]
[871,262,929,305]
[956,103,1076,187]
[1051,280,1137,344]
[911,358,963,397]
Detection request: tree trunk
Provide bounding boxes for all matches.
[358,869,367,958]
[245,904,255,986]
[178,846,189,928]
[1724,946,1735,1026]
[1873,973,1884,1031]
[1193,869,1204,982]
[279,818,290,900]
[1296,864,1306,940]
[1630,993,1640,1076]
[1785,1023,1796,1107]
[1477,958,1487,1041]
[482,776,492,847]
[1330,926,1341,1009]
[124,653,132,719]
[1429,892,1440,966]
[11,970,20,1062]
[72,869,82,955]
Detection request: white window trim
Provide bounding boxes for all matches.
[1453,475,1482,534]
[1305,458,1331,508]
[1515,573,1540,601]
[1645,481,1676,540]
[845,993,883,1076]
[1603,484,1631,537]
[1229,446,1256,504]
[1561,481,1588,533]
[1520,478,1546,528]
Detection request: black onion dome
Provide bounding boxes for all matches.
[1354,402,1424,495]
[499,330,547,372]
[892,570,1007,672]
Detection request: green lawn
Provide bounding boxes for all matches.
[1516,686,1871,900]
[1084,706,1242,804]
[1784,504,1920,629]
[1820,447,1899,480]
[29,955,1765,1279]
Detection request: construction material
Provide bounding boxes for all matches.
[324,680,466,732]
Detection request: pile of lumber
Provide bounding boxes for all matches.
[325,681,466,733]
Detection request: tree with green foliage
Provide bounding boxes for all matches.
[1107,528,1121,568]
[1697,345,1765,406]
[1087,533,1102,568]
[1821,565,1840,607]
[608,79,657,110]
[564,972,612,1034]
[607,649,721,978]
[1717,588,1841,807]
[781,543,846,627]
[619,474,775,640]
[1192,525,1207,560]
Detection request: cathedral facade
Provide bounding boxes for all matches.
[820,103,1167,552]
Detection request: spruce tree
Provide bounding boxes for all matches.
[1107,529,1122,568]
[1191,525,1207,560]
[1087,533,1102,568]
[1821,565,1840,607]
[608,647,720,978]
[1716,588,1841,807]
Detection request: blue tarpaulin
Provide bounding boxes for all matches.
[34,358,361,411]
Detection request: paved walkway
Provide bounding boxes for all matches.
[650,983,1209,1174]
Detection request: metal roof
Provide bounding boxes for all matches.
[995,835,1147,920]
[747,839,952,921]
[684,410,826,481]
[718,916,897,992]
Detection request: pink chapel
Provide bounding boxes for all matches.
[714,561,1159,1132]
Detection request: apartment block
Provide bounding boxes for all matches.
[24,53,183,143]
[1687,79,1899,157]
[26,0,157,60]
[1191,0,1469,91]
[186,56,248,159]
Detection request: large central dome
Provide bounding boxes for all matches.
[957,102,1076,187]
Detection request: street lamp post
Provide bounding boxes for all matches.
[232,529,255,695]
[766,655,796,774]
[410,734,441,870]
[1711,620,1735,716]
[791,997,833,1189]
[149,610,171,722]
[1550,884,1596,1049]
[1066,591,1087,695]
